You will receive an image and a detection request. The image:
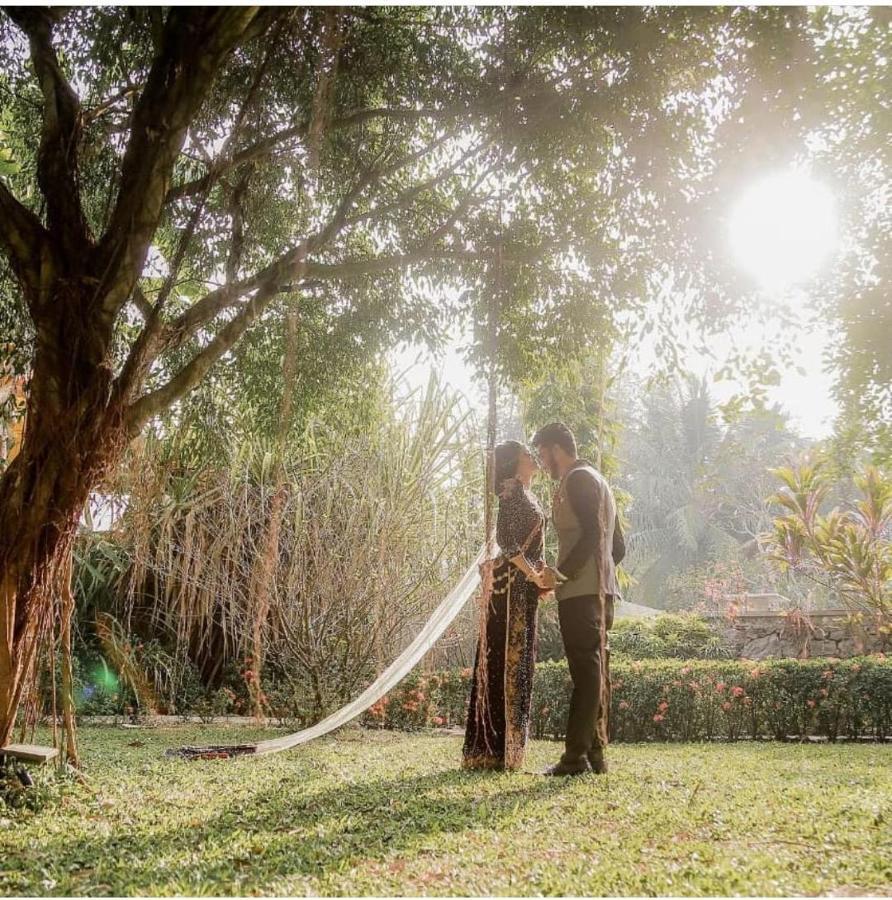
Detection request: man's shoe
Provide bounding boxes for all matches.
[587,748,608,775]
[542,757,591,777]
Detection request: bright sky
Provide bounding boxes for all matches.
[392,315,837,442]
[393,169,842,442]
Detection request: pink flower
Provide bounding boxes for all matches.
[658,701,669,713]
[619,701,630,711]
[722,701,732,712]
[715,682,726,694]
[653,714,665,723]
[431,716,444,726]
[731,686,745,698]
[807,699,816,708]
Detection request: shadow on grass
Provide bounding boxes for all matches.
[21,757,576,894]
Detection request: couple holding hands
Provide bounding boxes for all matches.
[463,422,625,776]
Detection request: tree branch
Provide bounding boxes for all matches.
[0,180,52,304]
[165,106,455,201]
[124,278,293,435]
[130,285,154,321]
[93,7,263,318]
[4,7,90,251]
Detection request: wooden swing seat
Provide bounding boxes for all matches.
[0,743,59,764]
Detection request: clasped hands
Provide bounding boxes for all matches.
[531,565,563,592]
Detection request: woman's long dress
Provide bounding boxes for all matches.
[463,479,544,770]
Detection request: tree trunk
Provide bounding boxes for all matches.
[0,289,125,748]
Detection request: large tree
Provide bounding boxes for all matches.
[0,6,877,745]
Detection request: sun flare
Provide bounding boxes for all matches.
[729,171,838,292]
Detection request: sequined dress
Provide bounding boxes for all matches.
[463,479,544,770]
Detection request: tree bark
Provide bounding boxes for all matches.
[0,277,126,746]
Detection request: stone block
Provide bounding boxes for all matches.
[741,633,783,659]
[807,640,839,658]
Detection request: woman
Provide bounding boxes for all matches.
[463,440,548,771]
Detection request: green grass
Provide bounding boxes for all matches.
[2,726,891,896]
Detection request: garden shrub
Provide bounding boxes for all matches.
[608,613,732,660]
[537,611,730,663]
[364,655,892,742]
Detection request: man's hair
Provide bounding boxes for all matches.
[531,422,577,457]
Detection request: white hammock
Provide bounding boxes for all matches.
[252,547,485,755]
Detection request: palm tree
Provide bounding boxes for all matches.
[620,374,738,606]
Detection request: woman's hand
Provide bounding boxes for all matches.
[530,567,553,591]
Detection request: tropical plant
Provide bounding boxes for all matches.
[765,461,892,621]
[95,374,482,719]
[619,374,739,606]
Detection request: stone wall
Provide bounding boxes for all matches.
[709,609,890,660]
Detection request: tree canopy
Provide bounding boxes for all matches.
[2,6,885,417]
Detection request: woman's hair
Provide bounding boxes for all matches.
[494,440,527,488]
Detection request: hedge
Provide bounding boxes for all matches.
[363,655,892,742]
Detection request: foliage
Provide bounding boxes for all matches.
[608,614,731,660]
[662,561,747,615]
[536,611,730,664]
[0,760,65,813]
[1,5,816,413]
[3,727,891,895]
[520,345,620,478]
[808,9,892,466]
[619,374,738,604]
[371,655,892,744]
[617,371,816,609]
[766,460,892,620]
[69,374,481,718]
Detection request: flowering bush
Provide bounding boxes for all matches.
[364,655,892,742]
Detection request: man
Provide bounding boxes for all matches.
[532,422,625,776]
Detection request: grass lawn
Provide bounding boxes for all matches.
[1,726,890,897]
